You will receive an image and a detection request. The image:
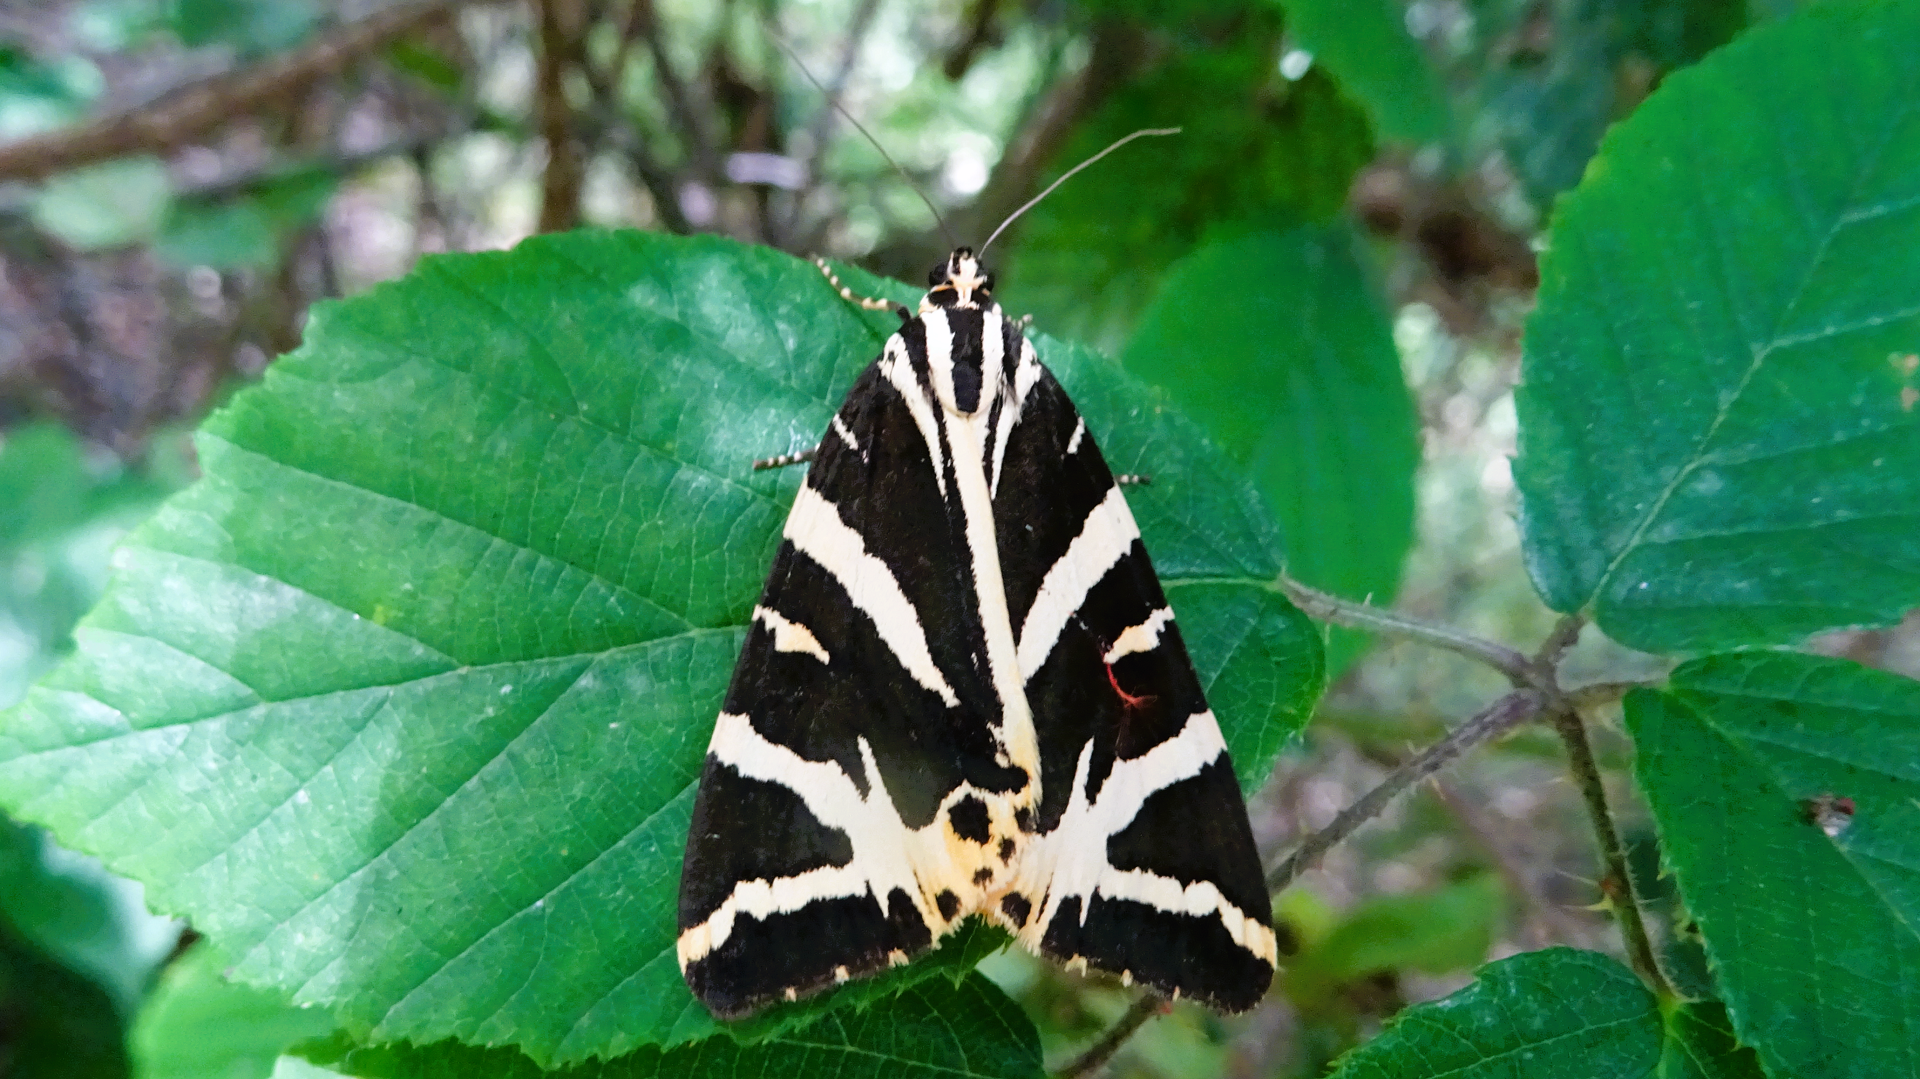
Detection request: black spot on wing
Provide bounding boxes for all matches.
[682,889,931,1018]
[1105,756,1271,926]
[1000,892,1032,928]
[949,795,991,842]
[973,867,995,885]
[679,760,851,927]
[1042,895,1273,1013]
[936,889,961,921]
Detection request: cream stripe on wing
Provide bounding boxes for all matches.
[1015,485,1142,683]
[1103,607,1173,664]
[752,605,830,663]
[784,483,959,706]
[880,336,948,501]
[679,714,923,966]
[1011,710,1276,963]
[922,308,960,414]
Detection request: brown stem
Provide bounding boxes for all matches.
[1548,704,1675,997]
[1055,993,1166,1078]
[0,0,457,180]
[535,0,586,231]
[1267,690,1544,892]
[1278,575,1540,689]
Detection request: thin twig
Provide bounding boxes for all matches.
[1266,690,1544,892]
[1547,705,1675,998]
[0,0,456,180]
[1055,993,1166,1078]
[1534,613,1587,668]
[1278,575,1540,688]
[535,0,585,231]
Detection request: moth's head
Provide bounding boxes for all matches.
[924,247,994,310]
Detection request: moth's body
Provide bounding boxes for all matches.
[678,249,1276,1017]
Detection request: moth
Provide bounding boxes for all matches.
[674,243,1277,1017]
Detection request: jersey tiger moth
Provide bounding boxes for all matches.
[674,243,1278,1018]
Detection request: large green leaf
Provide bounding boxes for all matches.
[1656,1001,1766,1079]
[0,815,177,1020]
[303,973,1041,1079]
[1626,652,1920,1079]
[0,232,1321,1064]
[1514,0,1920,651]
[1281,0,1447,142]
[1123,226,1417,677]
[0,422,182,706]
[1008,42,1373,352]
[1325,948,1662,1078]
[131,945,339,1079]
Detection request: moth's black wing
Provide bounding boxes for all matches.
[677,357,1025,1017]
[991,349,1277,1011]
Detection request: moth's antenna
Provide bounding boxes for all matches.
[979,127,1180,255]
[768,30,959,249]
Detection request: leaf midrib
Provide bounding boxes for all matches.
[1582,75,1920,613]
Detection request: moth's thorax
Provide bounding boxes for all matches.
[920,247,995,312]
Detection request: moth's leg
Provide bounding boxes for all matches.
[753,446,819,471]
[1114,474,1152,487]
[815,257,910,319]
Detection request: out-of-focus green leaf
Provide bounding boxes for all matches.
[1009,40,1373,351]
[130,945,338,1079]
[302,973,1041,1079]
[0,816,177,1019]
[155,200,279,269]
[1327,948,1661,1078]
[1311,874,1500,982]
[0,424,182,707]
[0,232,1321,1064]
[1282,0,1447,141]
[1514,0,1920,651]
[157,166,339,269]
[32,156,173,250]
[1466,0,1746,205]
[0,928,132,1079]
[1657,1000,1767,1079]
[385,41,464,94]
[1626,652,1920,1079]
[171,0,317,54]
[1123,226,1416,676]
[0,45,101,140]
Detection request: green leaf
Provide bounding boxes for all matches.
[155,199,280,270]
[0,423,182,706]
[1009,42,1374,351]
[1311,874,1500,981]
[302,973,1041,1079]
[1514,0,1920,651]
[1325,948,1662,1078]
[130,945,340,1079]
[1123,226,1416,676]
[1281,0,1448,141]
[0,232,1321,1064]
[32,156,173,250]
[171,0,317,54]
[1657,1001,1767,1079]
[0,926,133,1079]
[0,815,177,1019]
[1625,651,1920,1079]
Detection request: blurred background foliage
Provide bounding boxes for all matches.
[0,0,1887,1076]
